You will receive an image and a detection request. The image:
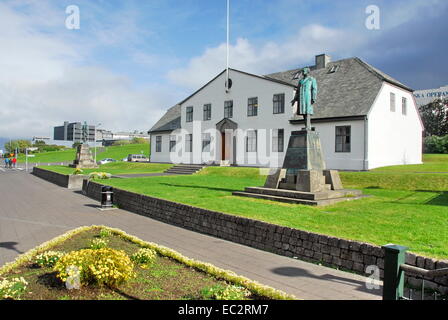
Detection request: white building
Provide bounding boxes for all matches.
[413,85,448,106]
[149,55,423,170]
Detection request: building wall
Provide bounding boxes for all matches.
[150,72,423,171]
[151,70,369,170]
[368,83,423,169]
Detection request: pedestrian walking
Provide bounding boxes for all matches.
[4,157,8,168]
[12,157,17,168]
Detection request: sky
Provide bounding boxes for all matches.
[0,0,447,141]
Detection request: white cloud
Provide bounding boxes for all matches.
[167,24,361,90]
[0,2,172,139]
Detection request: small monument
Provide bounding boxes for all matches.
[233,68,362,206]
[69,122,98,169]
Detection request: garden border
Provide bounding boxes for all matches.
[0,225,295,300]
[32,167,87,189]
[83,180,448,294]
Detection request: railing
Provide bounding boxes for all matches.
[382,244,448,300]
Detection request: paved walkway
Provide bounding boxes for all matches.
[0,170,382,300]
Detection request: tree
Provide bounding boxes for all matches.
[5,139,31,153]
[419,97,448,137]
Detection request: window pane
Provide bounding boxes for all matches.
[335,126,351,153]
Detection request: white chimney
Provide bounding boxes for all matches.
[315,54,331,69]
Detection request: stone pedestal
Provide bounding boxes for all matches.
[69,144,98,169]
[233,129,363,206]
[282,130,326,175]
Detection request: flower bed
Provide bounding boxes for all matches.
[0,226,295,300]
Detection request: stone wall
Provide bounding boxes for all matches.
[33,167,87,189]
[83,180,448,294]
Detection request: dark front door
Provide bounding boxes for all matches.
[221,132,226,161]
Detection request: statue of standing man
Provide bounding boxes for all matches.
[81,121,89,144]
[291,67,318,130]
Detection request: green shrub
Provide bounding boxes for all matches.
[53,248,135,288]
[73,168,84,175]
[201,284,251,300]
[89,172,112,180]
[35,251,65,268]
[89,238,109,249]
[99,229,112,238]
[424,135,448,154]
[131,248,157,266]
[0,277,28,300]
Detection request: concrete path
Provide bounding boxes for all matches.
[0,170,382,300]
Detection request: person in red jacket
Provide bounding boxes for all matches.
[12,156,17,168]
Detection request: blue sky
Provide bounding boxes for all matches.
[0,0,447,140]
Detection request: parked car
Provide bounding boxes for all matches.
[98,158,117,165]
[127,154,148,162]
[121,157,128,162]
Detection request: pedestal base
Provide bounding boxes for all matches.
[70,144,98,169]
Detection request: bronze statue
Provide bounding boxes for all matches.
[291,67,318,130]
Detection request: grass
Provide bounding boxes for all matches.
[42,162,172,176]
[17,143,150,163]
[372,154,448,173]
[100,163,448,259]
[1,227,286,300]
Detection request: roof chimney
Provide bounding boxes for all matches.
[315,54,331,69]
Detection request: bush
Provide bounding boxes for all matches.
[131,248,157,266]
[99,229,112,238]
[112,140,131,146]
[89,238,109,249]
[35,251,65,268]
[53,248,135,288]
[424,135,448,154]
[89,172,112,180]
[0,277,28,300]
[73,168,84,175]
[201,284,251,300]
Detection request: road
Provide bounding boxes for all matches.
[0,170,382,300]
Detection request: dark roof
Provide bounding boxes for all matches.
[148,104,181,133]
[149,57,413,132]
[265,57,413,119]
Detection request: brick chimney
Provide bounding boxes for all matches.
[315,54,331,69]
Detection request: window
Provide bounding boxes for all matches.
[203,104,211,121]
[185,134,192,152]
[390,93,396,112]
[186,106,193,122]
[246,130,257,152]
[273,94,285,114]
[402,97,407,115]
[224,100,233,118]
[247,97,258,117]
[169,135,176,152]
[155,136,162,152]
[272,129,284,152]
[202,133,211,152]
[335,126,351,153]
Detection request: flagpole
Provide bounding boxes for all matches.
[226,0,230,92]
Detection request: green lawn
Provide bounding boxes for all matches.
[18,144,150,163]
[100,165,448,259]
[42,162,172,175]
[372,154,448,173]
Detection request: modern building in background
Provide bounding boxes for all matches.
[413,85,448,107]
[149,54,424,170]
[54,122,150,146]
[53,121,96,143]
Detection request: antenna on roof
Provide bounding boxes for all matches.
[225,0,232,93]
